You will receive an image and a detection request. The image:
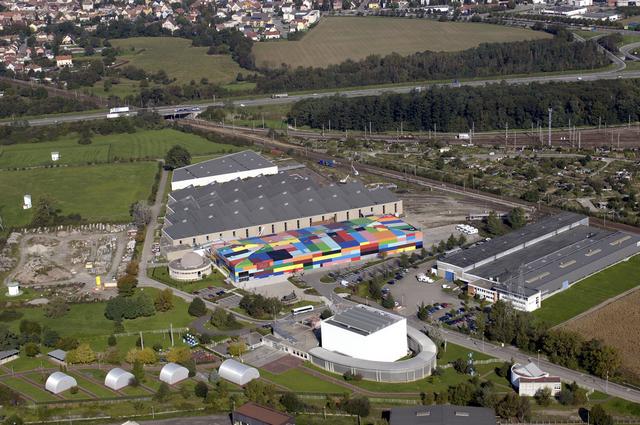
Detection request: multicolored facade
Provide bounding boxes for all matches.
[212,215,423,282]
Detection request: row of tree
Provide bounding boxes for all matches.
[288,79,640,133]
[255,32,606,92]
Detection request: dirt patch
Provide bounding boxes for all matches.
[262,355,303,374]
[563,289,640,379]
[13,257,72,284]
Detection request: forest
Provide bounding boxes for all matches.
[255,31,608,92]
[287,79,640,132]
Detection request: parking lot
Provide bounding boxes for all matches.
[194,286,228,301]
[215,293,242,309]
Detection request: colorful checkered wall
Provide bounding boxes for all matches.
[213,215,423,282]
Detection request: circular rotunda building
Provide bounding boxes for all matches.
[168,252,212,282]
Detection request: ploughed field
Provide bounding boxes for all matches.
[252,17,551,69]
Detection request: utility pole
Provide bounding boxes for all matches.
[548,108,553,147]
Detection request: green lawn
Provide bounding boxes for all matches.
[0,377,58,402]
[9,288,193,344]
[66,372,119,398]
[438,341,495,363]
[4,355,52,372]
[111,38,244,86]
[533,254,640,326]
[0,162,157,229]
[0,129,238,169]
[147,266,230,293]
[259,368,349,393]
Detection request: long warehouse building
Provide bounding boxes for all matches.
[436,212,640,311]
[163,172,403,247]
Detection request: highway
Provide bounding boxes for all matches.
[8,50,639,127]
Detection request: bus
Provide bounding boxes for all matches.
[292,305,314,315]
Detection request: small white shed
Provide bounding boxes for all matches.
[45,372,77,394]
[105,367,135,390]
[218,358,260,386]
[159,362,189,385]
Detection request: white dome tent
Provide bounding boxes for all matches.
[45,372,77,394]
[218,359,260,386]
[159,363,189,385]
[104,368,135,390]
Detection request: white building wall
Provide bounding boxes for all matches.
[170,165,278,191]
[519,380,562,397]
[321,318,408,362]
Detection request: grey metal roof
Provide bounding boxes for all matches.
[0,349,18,360]
[164,172,398,240]
[324,305,403,336]
[440,212,587,269]
[469,227,640,296]
[172,150,275,183]
[47,349,67,361]
[387,405,497,425]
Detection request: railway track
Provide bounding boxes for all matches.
[182,118,640,235]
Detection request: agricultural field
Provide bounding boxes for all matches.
[110,37,244,85]
[533,254,640,326]
[252,17,551,68]
[0,129,239,169]
[563,290,640,379]
[0,162,157,228]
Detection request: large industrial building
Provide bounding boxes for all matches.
[321,304,408,362]
[436,212,640,311]
[170,150,278,191]
[163,172,403,248]
[213,215,422,282]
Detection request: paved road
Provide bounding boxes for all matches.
[621,41,640,61]
[7,51,638,128]
[106,414,230,425]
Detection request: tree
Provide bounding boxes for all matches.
[56,336,79,351]
[130,201,152,227]
[534,387,552,406]
[486,211,505,236]
[453,358,468,374]
[132,360,145,382]
[66,343,96,364]
[188,297,207,317]
[126,347,157,364]
[42,328,60,347]
[280,392,303,413]
[164,145,191,170]
[154,382,170,402]
[107,334,117,347]
[445,234,458,250]
[228,342,247,358]
[166,346,192,363]
[381,293,396,309]
[154,288,174,312]
[589,404,614,425]
[342,396,370,417]
[507,207,527,229]
[31,197,57,227]
[581,339,620,378]
[0,326,19,350]
[244,380,278,407]
[320,309,333,320]
[448,382,475,405]
[399,253,410,268]
[195,381,209,399]
[117,274,138,296]
[23,342,40,357]
[44,297,69,318]
[78,133,92,145]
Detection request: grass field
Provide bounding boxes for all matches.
[110,38,243,85]
[564,289,640,378]
[7,288,193,344]
[533,254,640,326]
[0,129,237,169]
[259,368,348,393]
[252,17,551,68]
[0,162,157,228]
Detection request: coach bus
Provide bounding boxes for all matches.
[292,305,314,315]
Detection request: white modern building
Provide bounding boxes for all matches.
[168,252,212,281]
[45,372,77,394]
[320,305,408,362]
[104,368,135,390]
[159,363,189,385]
[510,362,561,397]
[170,150,278,191]
[218,359,260,386]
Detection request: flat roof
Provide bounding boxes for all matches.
[164,172,398,240]
[0,349,18,360]
[440,212,586,269]
[388,405,497,425]
[172,150,275,183]
[324,304,403,336]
